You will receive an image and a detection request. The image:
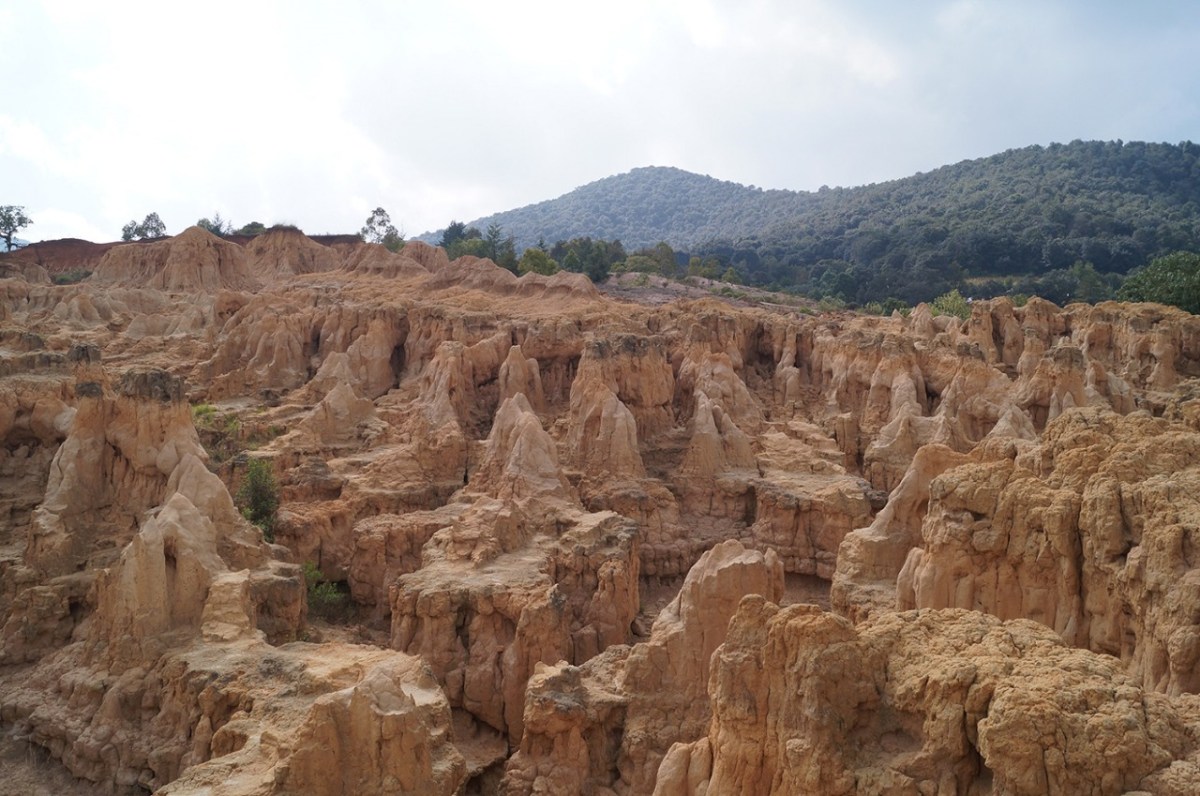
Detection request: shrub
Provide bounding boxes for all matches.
[192,403,244,464]
[931,289,971,320]
[817,295,846,313]
[236,458,278,541]
[53,269,91,285]
[303,562,348,620]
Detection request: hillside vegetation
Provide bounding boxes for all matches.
[430,140,1200,305]
[431,166,813,252]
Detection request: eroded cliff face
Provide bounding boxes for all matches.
[3,229,1200,794]
[657,601,1200,796]
[501,540,783,795]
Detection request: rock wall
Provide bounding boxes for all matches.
[658,602,1200,796]
[897,407,1200,695]
[501,540,783,795]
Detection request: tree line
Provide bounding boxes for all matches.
[692,140,1200,305]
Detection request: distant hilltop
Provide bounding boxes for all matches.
[421,140,1200,305]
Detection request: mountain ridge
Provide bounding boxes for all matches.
[421,165,815,251]
[423,140,1200,303]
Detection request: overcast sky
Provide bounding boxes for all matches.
[4,0,1199,243]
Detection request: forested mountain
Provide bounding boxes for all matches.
[425,167,814,252]
[714,140,1200,304]
[426,140,1200,305]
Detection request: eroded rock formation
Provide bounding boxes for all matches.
[2,228,1200,793]
[657,601,1200,795]
[502,540,783,795]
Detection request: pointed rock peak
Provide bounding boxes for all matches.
[499,344,546,411]
[475,394,572,504]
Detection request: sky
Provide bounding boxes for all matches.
[3,0,1199,243]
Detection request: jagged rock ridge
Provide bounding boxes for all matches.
[1,228,1199,794]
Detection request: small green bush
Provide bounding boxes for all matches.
[236,458,278,541]
[931,289,971,320]
[817,295,846,313]
[303,562,348,620]
[53,269,92,285]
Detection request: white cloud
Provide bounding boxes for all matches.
[3,0,1200,243]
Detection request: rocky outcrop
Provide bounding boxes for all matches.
[274,653,466,796]
[897,407,1200,695]
[501,540,783,795]
[0,354,313,791]
[25,368,206,579]
[832,444,973,621]
[201,297,410,401]
[242,226,341,283]
[8,225,1200,793]
[390,510,639,743]
[659,603,1200,796]
[92,226,260,293]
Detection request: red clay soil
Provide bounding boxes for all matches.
[0,238,124,277]
[1,232,362,278]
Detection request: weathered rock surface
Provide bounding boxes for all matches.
[659,603,1200,796]
[4,227,1200,793]
[501,540,784,795]
[897,407,1200,695]
[92,227,260,293]
[0,361,315,791]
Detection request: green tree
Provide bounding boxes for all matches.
[518,247,559,275]
[122,212,166,241]
[439,220,468,249]
[236,221,267,236]
[1118,251,1200,314]
[140,212,166,238]
[303,562,348,620]
[447,236,486,260]
[550,237,625,283]
[442,222,483,259]
[1068,260,1112,303]
[497,235,518,273]
[236,458,279,541]
[652,241,677,278]
[361,207,404,252]
[0,205,32,251]
[687,255,721,279]
[624,254,658,273]
[196,212,233,236]
[485,222,504,262]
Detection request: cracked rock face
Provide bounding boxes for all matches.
[4,230,1200,794]
[657,603,1200,796]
